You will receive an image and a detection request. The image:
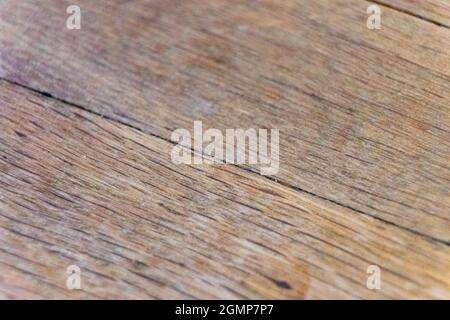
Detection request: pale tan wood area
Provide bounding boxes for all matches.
[1,0,450,242]
[374,0,450,27]
[0,0,449,299]
[0,81,449,299]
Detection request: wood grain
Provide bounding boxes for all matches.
[373,0,450,27]
[0,0,449,299]
[0,81,449,299]
[1,0,449,242]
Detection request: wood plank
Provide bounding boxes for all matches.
[1,80,449,299]
[374,0,450,27]
[1,0,449,242]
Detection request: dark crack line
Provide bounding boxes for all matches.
[365,0,450,29]
[1,78,172,145]
[2,77,449,247]
[239,166,450,247]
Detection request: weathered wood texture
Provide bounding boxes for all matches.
[0,0,449,299]
[0,81,449,299]
[1,0,449,242]
[374,0,450,27]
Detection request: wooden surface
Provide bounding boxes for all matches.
[374,0,450,27]
[0,0,449,299]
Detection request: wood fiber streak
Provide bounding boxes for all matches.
[373,0,450,27]
[1,0,449,241]
[0,0,449,299]
[0,82,449,299]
